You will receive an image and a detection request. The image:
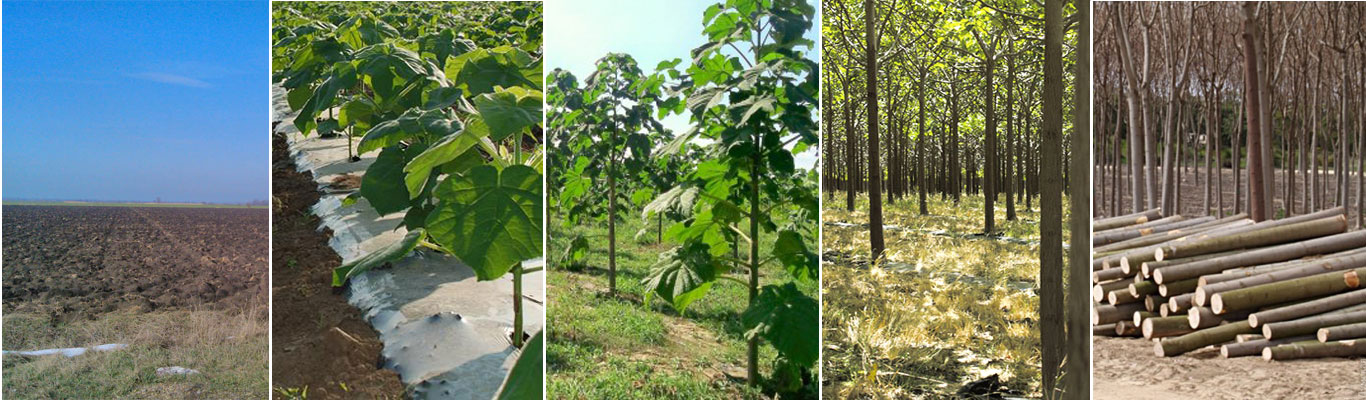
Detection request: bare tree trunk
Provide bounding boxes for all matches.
[1042,0,1065,393]
[865,0,885,259]
[1242,1,1267,221]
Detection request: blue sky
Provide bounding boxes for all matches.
[3,1,266,203]
[546,0,820,170]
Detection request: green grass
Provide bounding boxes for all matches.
[1,201,265,209]
[822,193,1071,398]
[2,308,268,399]
[547,209,817,399]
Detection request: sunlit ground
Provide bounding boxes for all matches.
[822,193,1072,399]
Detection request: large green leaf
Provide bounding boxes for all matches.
[425,165,543,281]
[474,86,543,141]
[360,146,411,215]
[331,229,425,287]
[742,283,818,368]
[358,108,461,154]
[772,229,816,282]
[642,242,724,313]
[495,330,544,400]
[402,123,487,196]
[446,45,539,96]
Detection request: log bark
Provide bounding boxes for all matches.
[1094,216,1210,246]
[1262,310,1366,340]
[1196,253,1366,308]
[1095,208,1162,232]
[1143,315,1194,339]
[1154,227,1366,285]
[1262,339,1366,361]
[1221,335,1316,358]
[1167,293,1195,315]
[1145,295,1168,312]
[1153,216,1348,263]
[1114,320,1142,337]
[1187,306,1243,329]
[1094,302,1146,325]
[1094,265,1135,283]
[1159,278,1200,297]
[1155,320,1256,357]
[1251,303,1366,328]
[1093,279,1131,303]
[1317,322,1366,342]
[1134,311,1158,326]
[1096,218,1250,255]
[1129,281,1158,297]
[1108,288,1142,305]
[1131,249,1243,277]
[1211,267,1366,314]
[1094,323,1121,337]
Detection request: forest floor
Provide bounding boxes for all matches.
[822,193,1072,399]
[546,211,818,399]
[1095,166,1366,224]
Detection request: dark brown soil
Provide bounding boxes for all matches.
[269,133,404,399]
[2,205,267,322]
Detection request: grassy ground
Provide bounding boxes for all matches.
[1,201,264,209]
[3,307,268,399]
[822,193,1070,398]
[547,210,818,399]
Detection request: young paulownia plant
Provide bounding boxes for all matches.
[555,54,669,295]
[641,0,820,390]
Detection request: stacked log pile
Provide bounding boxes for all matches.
[1092,207,1366,361]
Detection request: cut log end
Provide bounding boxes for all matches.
[1210,294,1226,315]
[1261,347,1274,361]
[1318,329,1330,343]
[1154,247,1166,262]
[1248,314,1261,328]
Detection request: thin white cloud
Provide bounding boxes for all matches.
[126,72,211,88]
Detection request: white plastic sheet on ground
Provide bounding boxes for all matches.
[273,86,546,399]
[2,343,128,358]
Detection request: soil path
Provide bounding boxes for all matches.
[269,133,403,399]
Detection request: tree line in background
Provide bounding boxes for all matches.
[1095,2,1366,225]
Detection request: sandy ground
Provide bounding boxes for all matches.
[1096,166,1366,225]
[1094,337,1366,399]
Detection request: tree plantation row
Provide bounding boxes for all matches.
[1095,2,1366,225]
[820,0,1090,397]
[548,0,820,397]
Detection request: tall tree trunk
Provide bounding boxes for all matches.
[865,0,885,259]
[1006,52,1017,221]
[1066,0,1092,394]
[1242,1,1267,222]
[918,68,928,215]
[1041,0,1065,394]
